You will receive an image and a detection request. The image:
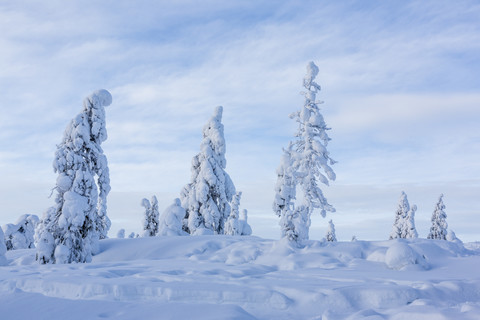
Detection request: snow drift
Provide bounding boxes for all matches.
[1,236,479,319]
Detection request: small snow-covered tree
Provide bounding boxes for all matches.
[225,191,242,236]
[389,191,410,240]
[274,62,336,244]
[128,232,136,239]
[158,198,187,236]
[116,229,125,239]
[274,144,300,241]
[404,205,418,239]
[180,106,236,235]
[428,194,448,240]
[325,219,337,242]
[3,214,39,250]
[239,209,252,236]
[35,89,112,264]
[0,227,7,266]
[142,196,159,237]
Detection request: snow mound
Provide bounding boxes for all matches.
[385,241,428,270]
[2,236,480,319]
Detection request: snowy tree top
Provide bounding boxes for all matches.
[141,198,151,208]
[84,89,112,108]
[303,61,320,91]
[213,106,223,121]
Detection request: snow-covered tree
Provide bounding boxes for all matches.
[0,227,7,266]
[142,196,159,237]
[225,192,242,236]
[404,205,418,239]
[158,198,188,236]
[274,62,336,244]
[274,144,301,241]
[3,214,39,250]
[35,89,112,264]
[389,191,410,240]
[239,209,252,236]
[180,106,236,235]
[325,219,337,242]
[427,194,448,240]
[116,229,125,239]
[128,232,136,239]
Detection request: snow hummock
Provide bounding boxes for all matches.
[1,236,479,319]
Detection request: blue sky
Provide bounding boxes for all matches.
[1,0,479,241]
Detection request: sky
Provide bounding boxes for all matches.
[1,0,479,241]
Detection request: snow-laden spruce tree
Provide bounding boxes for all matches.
[403,205,418,239]
[428,194,448,240]
[389,191,410,240]
[158,198,187,236]
[273,144,302,241]
[35,89,112,264]
[3,214,39,250]
[274,62,336,244]
[180,106,236,235]
[239,209,252,236]
[0,227,7,266]
[325,219,337,242]
[225,191,242,236]
[142,196,159,237]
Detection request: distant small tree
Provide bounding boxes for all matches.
[116,229,125,239]
[428,194,448,240]
[325,219,337,242]
[158,199,187,236]
[225,192,242,236]
[128,232,136,239]
[180,106,236,235]
[3,214,39,250]
[404,205,418,239]
[389,191,410,240]
[35,89,112,264]
[142,196,159,237]
[239,209,252,236]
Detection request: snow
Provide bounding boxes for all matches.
[1,236,479,319]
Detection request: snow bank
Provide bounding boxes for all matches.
[385,240,428,270]
[1,236,480,319]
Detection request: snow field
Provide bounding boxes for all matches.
[1,236,480,319]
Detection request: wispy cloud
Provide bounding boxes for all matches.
[1,0,479,241]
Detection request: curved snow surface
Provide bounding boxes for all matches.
[1,237,480,320]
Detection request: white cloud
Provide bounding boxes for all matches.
[1,0,479,242]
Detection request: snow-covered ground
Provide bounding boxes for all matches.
[1,236,480,320]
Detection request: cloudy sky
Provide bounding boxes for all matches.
[1,0,479,241]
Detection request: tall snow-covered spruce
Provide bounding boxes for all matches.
[428,194,448,240]
[35,89,112,264]
[180,106,236,235]
[273,61,336,244]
